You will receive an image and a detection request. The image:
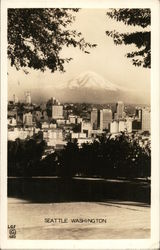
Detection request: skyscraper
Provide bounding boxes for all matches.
[98,110,103,130]
[98,109,112,130]
[141,108,150,132]
[135,107,142,120]
[13,94,18,104]
[25,92,31,104]
[51,97,58,105]
[102,109,112,130]
[110,121,119,133]
[91,108,98,129]
[116,101,124,119]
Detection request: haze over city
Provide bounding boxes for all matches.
[8,9,150,104]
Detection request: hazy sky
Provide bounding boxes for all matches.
[8,9,150,103]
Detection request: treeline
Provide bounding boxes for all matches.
[8,133,151,178]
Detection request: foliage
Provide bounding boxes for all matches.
[38,153,58,176]
[106,9,151,68]
[58,133,151,178]
[8,8,96,73]
[8,138,46,176]
[8,133,151,178]
[58,140,80,178]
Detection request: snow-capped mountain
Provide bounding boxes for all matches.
[51,71,128,103]
[31,71,149,104]
[67,71,120,91]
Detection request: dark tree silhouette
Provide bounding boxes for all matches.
[57,133,151,179]
[8,133,151,178]
[38,153,58,176]
[8,8,96,73]
[8,138,46,176]
[106,9,151,68]
[59,140,80,178]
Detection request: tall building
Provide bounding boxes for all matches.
[23,112,33,126]
[125,118,132,133]
[98,109,112,130]
[13,94,18,104]
[25,91,31,104]
[116,101,124,119]
[52,105,63,119]
[81,121,92,137]
[141,108,150,132]
[118,120,126,132]
[91,108,98,129]
[135,107,142,120]
[98,110,103,130]
[51,97,58,105]
[102,109,112,130]
[110,121,119,133]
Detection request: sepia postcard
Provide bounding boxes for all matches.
[0,0,160,249]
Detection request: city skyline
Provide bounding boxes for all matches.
[8,9,150,104]
[10,91,151,106]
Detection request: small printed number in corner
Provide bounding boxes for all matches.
[8,225,16,239]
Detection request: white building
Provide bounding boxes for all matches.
[142,108,150,132]
[125,119,132,133]
[81,121,92,137]
[8,128,33,141]
[71,132,86,139]
[50,123,57,129]
[71,133,79,139]
[23,112,33,126]
[43,129,65,147]
[119,120,126,132]
[13,94,18,104]
[110,121,119,133]
[110,119,132,134]
[91,129,104,137]
[69,115,77,124]
[41,122,49,129]
[56,119,66,125]
[77,117,83,124]
[52,105,63,119]
[25,91,31,104]
[77,138,93,147]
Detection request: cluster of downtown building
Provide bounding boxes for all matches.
[8,92,151,156]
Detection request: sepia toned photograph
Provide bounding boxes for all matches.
[7,7,152,240]
[0,1,160,249]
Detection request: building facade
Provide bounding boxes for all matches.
[23,112,33,126]
[116,101,124,119]
[25,92,31,104]
[102,109,112,130]
[13,94,18,104]
[91,108,98,129]
[52,105,63,119]
[142,108,150,132]
[98,110,103,130]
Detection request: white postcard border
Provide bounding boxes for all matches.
[1,0,160,249]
